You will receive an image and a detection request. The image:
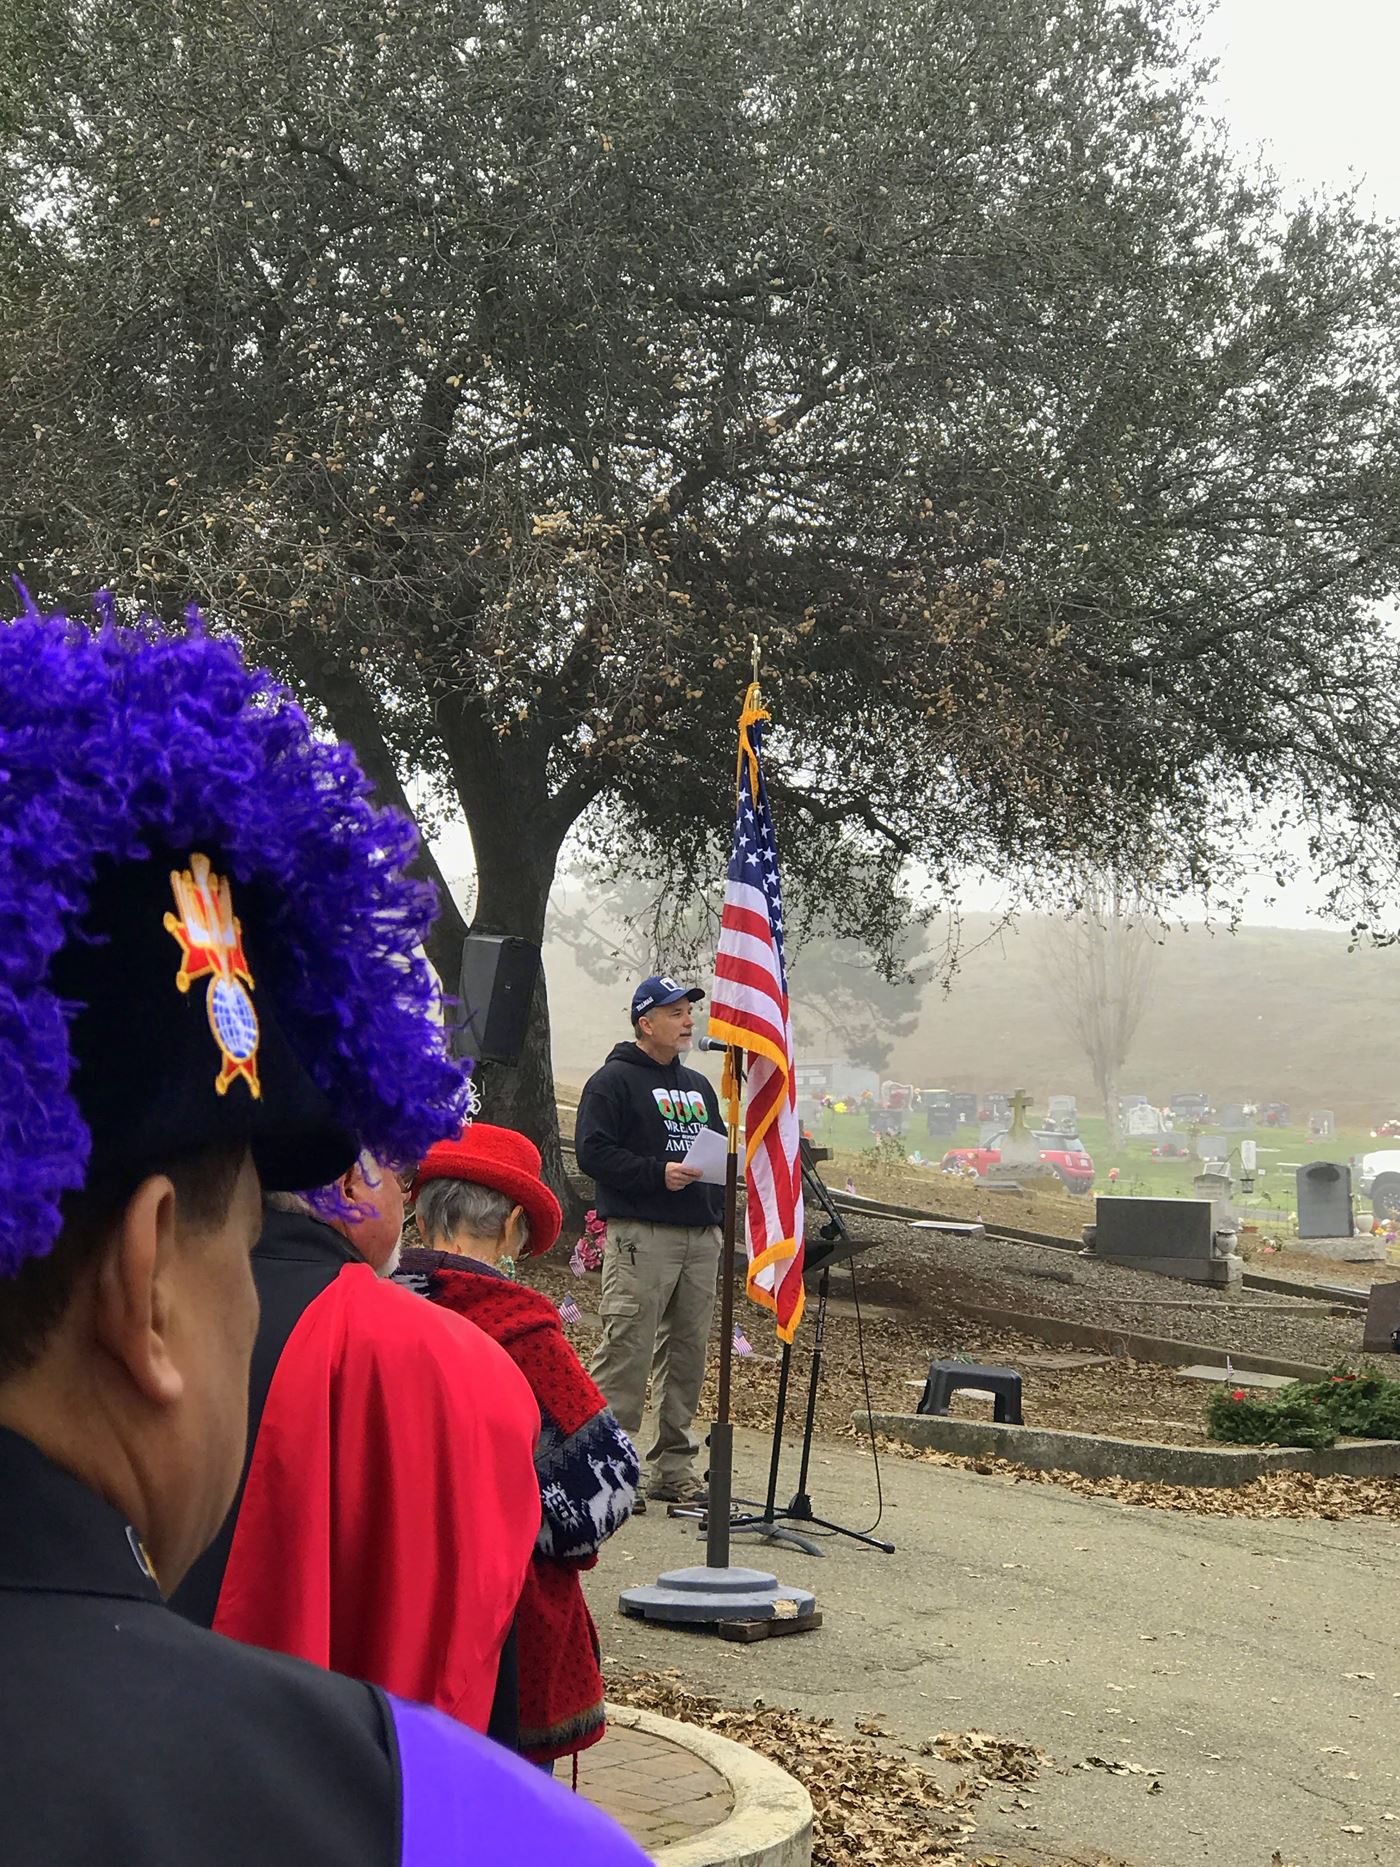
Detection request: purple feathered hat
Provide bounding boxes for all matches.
[0,589,471,1275]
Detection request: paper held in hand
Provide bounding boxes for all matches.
[682,1126,730,1186]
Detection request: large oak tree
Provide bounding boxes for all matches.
[6,0,1400,1195]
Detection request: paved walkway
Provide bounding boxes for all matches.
[588,1424,1400,1867]
[577,1718,733,1854]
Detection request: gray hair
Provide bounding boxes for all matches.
[264,1189,312,1216]
[415,1176,515,1247]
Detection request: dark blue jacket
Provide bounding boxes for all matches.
[575,1042,724,1226]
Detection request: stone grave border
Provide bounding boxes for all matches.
[855,1410,1400,1487]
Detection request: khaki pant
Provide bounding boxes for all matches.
[589,1219,721,1491]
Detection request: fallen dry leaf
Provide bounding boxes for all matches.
[879,1436,1400,1523]
[608,1669,1056,1866]
[926,1729,1050,1784]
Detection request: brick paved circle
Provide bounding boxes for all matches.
[576,1720,734,1853]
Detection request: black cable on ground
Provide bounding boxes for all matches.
[846,1255,885,1538]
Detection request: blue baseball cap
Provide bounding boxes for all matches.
[631,974,704,1022]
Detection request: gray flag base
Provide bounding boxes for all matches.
[618,1563,818,1627]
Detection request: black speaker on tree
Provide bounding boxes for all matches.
[456,934,541,1065]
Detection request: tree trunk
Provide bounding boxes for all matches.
[299,658,584,1225]
[282,640,468,988]
[461,791,584,1228]
[1099,1063,1120,1145]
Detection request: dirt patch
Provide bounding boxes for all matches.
[828,1154,1093,1239]
[526,1252,1223,1448]
[803,1218,1369,1369]
[522,1184,1388,1497]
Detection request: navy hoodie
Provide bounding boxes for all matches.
[574,1042,725,1227]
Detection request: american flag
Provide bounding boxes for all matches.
[707,683,805,1342]
[557,1294,583,1326]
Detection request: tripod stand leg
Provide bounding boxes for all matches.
[786,1265,828,1519]
[789,1513,894,1555]
[761,1341,791,1521]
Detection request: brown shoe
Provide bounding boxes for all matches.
[646,1480,708,1507]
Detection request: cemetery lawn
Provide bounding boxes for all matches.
[806,1106,1384,1232]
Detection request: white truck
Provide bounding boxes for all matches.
[1358,1151,1400,1220]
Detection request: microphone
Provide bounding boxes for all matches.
[695,1035,731,1052]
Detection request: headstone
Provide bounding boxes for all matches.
[1363,1279,1400,1353]
[1309,1109,1336,1139]
[1196,1134,1228,1162]
[926,1107,956,1139]
[1296,1160,1352,1239]
[1126,1103,1163,1137]
[1176,1365,1292,1390]
[951,1093,979,1125]
[1220,1105,1248,1131]
[1047,1094,1077,1123]
[1193,1168,1234,1217]
[1238,1138,1258,1192]
[1088,1196,1242,1287]
[999,1089,1051,1181]
[1172,1092,1210,1122]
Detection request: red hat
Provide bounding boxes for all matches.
[411,1122,562,1257]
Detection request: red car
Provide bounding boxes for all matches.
[941,1137,1095,1195]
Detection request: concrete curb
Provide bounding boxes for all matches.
[943,1297,1333,1381]
[605,1704,812,1867]
[855,1410,1400,1487]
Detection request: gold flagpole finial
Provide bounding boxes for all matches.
[750,633,761,687]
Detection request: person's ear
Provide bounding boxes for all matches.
[503,1204,529,1259]
[93,1174,185,1408]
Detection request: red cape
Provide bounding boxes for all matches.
[213,1263,541,1732]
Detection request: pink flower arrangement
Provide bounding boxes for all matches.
[570,1208,606,1276]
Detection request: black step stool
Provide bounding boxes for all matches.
[917,1360,1023,1424]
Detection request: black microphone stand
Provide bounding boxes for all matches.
[729,1143,895,1557]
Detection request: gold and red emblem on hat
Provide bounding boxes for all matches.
[163,853,262,1098]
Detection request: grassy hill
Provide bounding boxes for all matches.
[878,915,1398,1124]
[544,912,1400,1126]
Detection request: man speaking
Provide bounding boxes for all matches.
[575,976,724,1510]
